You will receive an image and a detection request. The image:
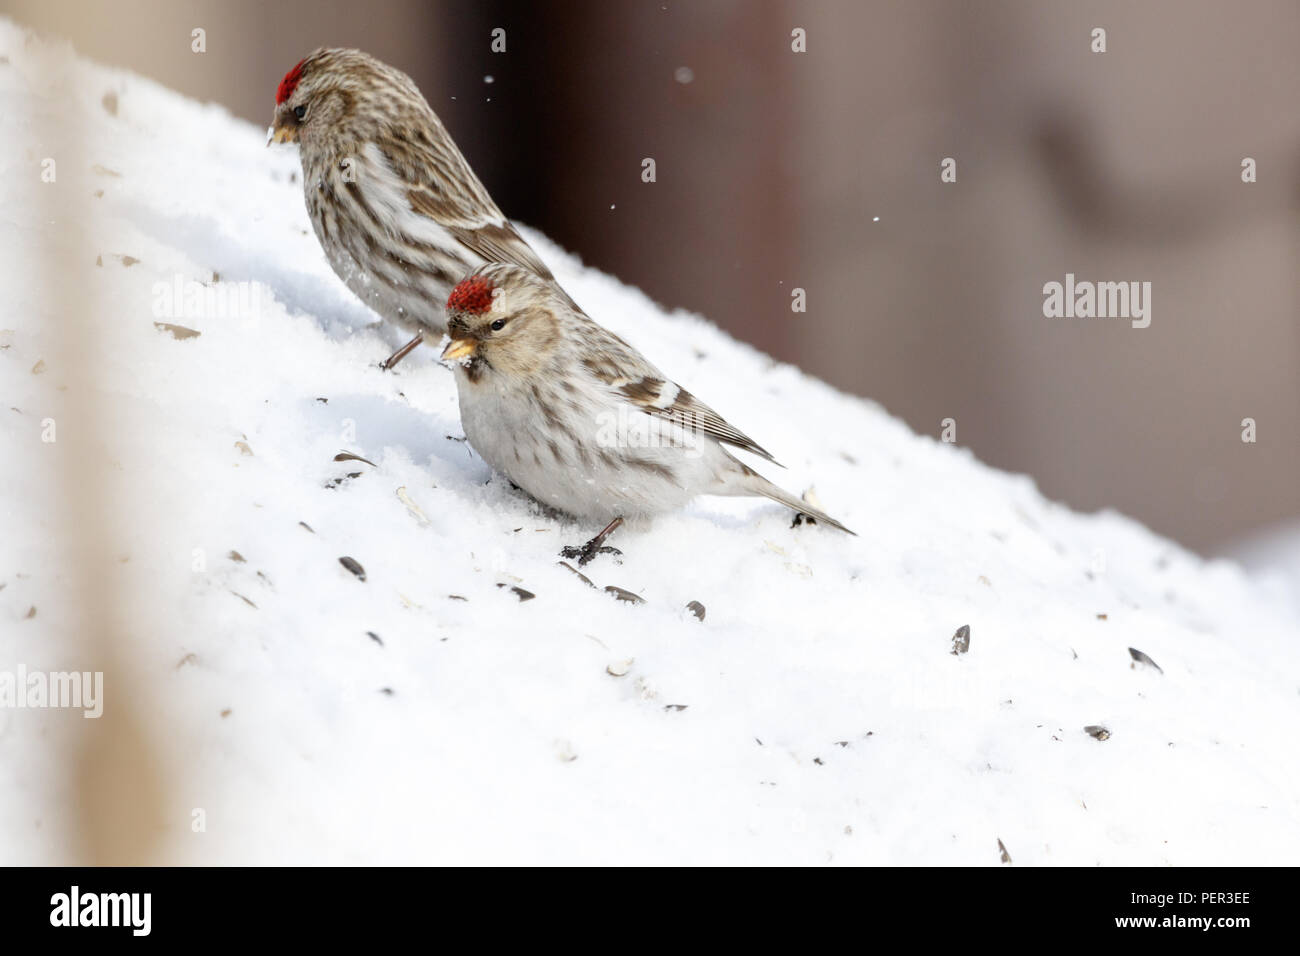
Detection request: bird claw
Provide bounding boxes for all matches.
[558,517,624,567]
[380,332,424,371]
[559,542,622,567]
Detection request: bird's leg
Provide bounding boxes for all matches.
[560,516,624,567]
[380,332,424,371]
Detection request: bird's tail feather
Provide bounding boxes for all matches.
[749,473,856,536]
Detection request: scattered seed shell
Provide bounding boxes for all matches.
[686,600,706,621]
[396,486,430,526]
[334,450,376,467]
[558,561,595,588]
[1084,725,1111,741]
[227,550,245,563]
[153,322,200,340]
[998,838,1012,864]
[605,585,645,605]
[951,624,971,655]
[1128,647,1163,673]
[606,659,634,677]
[338,556,366,581]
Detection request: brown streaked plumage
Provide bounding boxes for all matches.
[438,264,855,561]
[269,48,571,368]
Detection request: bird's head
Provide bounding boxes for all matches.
[269,48,427,150]
[441,266,564,376]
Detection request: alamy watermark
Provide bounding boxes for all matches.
[1043,273,1151,328]
[152,275,266,322]
[0,665,103,718]
[595,405,704,458]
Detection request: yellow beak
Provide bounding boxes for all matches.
[441,338,478,362]
[268,123,298,145]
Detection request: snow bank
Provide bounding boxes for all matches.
[1,21,1296,865]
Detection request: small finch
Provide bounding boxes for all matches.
[440,265,854,563]
[269,48,569,369]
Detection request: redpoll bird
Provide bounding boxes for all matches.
[440,265,854,562]
[269,48,569,369]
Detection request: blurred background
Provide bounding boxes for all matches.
[6,0,1298,558]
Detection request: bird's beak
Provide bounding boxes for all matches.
[441,337,478,362]
[268,116,299,146]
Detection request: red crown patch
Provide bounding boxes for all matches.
[447,276,496,314]
[276,59,306,105]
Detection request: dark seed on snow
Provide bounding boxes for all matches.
[1128,647,1163,674]
[686,600,706,621]
[558,561,595,588]
[153,322,200,340]
[1084,725,1111,741]
[448,594,468,601]
[951,624,971,655]
[496,584,534,602]
[339,556,366,581]
[664,704,688,712]
[367,631,383,646]
[228,550,246,563]
[605,585,645,605]
[379,688,394,696]
[998,838,1012,864]
[299,521,315,533]
[334,451,376,467]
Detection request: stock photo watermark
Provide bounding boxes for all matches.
[0,665,103,718]
[152,275,267,322]
[1042,273,1151,328]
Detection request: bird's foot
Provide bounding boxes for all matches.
[559,516,624,567]
[380,332,424,371]
[559,542,622,567]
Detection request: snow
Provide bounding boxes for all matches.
[2,21,1297,865]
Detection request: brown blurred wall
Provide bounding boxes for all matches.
[6,0,1297,556]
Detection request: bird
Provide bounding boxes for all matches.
[268,48,571,370]
[439,264,854,563]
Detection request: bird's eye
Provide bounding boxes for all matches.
[490,318,507,332]
[293,105,307,121]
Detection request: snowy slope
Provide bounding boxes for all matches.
[1,22,1297,865]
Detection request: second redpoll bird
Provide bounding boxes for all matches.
[440,265,854,561]
[269,48,571,368]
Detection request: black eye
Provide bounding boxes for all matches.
[490,318,507,332]
[293,105,307,120]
